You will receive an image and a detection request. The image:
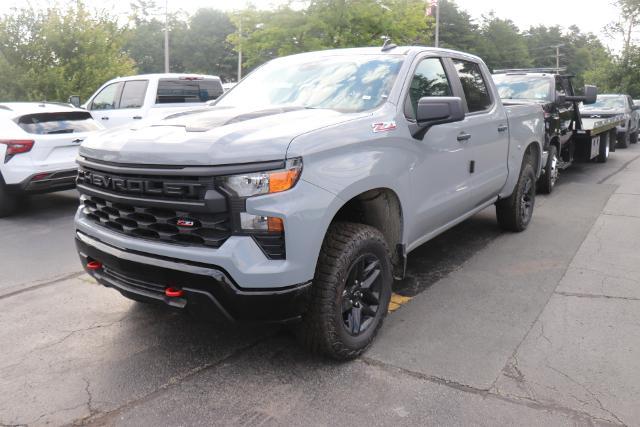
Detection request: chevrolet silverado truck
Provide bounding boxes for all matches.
[74,46,544,360]
[493,70,604,194]
[580,94,640,148]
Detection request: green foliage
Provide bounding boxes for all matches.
[475,14,532,70]
[228,0,432,71]
[124,2,237,81]
[0,0,629,101]
[0,2,135,102]
[436,0,478,52]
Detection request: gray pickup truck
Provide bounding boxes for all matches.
[74,46,544,359]
[581,94,640,148]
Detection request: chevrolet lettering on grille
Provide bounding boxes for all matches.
[78,169,203,198]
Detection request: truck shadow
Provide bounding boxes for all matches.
[118,207,504,359]
[394,208,502,297]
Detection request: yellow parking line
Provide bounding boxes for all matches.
[388,293,412,312]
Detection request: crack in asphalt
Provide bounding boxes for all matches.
[555,291,640,301]
[66,333,277,426]
[82,378,97,419]
[602,212,640,220]
[546,364,627,426]
[0,271,85,300]
[360,356,624,426]
[597,153,640,184]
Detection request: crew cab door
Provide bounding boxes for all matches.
[88,80,149,128]
[449,57,509,207]
[405,56,473,242]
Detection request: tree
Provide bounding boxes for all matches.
[0,2,135,101]
[436,0,479,53]
[228,0,432,72]
[476,14,531,70]
[173,9,236,80]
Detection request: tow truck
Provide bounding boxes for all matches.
[493,69,624,193]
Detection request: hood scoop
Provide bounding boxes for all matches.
[156,106,309,132]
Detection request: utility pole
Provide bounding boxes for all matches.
[237,18,242,82]
[434,0,440,48]
[554,44,564,73]
[164,0,169,73]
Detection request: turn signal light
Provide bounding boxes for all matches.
[267,217,284,232]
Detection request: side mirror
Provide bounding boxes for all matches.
[565,85,597,105]
[410,96,465,138]
[582,85,598,104]
[416,96,465,124]
[68,95,81,108]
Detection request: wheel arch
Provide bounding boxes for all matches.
[525,140,542,178]
[330,187,405,279]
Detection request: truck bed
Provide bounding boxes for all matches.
[581,115,624,135]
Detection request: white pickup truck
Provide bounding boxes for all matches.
[72,74,224,129]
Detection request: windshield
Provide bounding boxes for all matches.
[582,96,625,110]
[215,55,404,113]
[493,75,553,101]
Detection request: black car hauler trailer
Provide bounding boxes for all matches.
[575,115,624,163]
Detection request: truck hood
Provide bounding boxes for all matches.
[580,108,624,117]
[80,106,362,165]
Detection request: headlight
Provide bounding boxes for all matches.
[219,157,302,197]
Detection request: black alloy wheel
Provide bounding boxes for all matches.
[341,254,383,336]
[520,172,535,225]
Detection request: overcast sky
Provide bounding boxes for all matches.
[0,0,623,49]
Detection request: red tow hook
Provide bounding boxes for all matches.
[165,287,184,298]
[86,260,102,271]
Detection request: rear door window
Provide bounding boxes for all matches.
[90,82,122,110]
[156,78,224,104]
[16,111,102,134]
[405,57,452,119]
[452,59,492,113]
[119,80,148,109]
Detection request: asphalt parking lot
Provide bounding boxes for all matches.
[2,147,640,426]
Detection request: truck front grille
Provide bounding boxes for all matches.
[81,195,231,248]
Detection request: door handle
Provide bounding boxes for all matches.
[498,124,508,132]
[457,133,472,142]
[101,117,109,120]
[132,116,142,120]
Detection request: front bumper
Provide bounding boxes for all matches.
[76,231,311,323]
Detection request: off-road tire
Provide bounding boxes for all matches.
[609,130,617,152]
[631,131,638,144]
[618,131,630,148]
[496,160,536,232]
[597,134,610,163]
[0,176,18,218]
[537,145,558,194]
[295,222,393,360]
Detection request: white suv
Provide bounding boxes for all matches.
[0,102,103,217]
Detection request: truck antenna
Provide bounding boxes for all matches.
[381,36,397,51]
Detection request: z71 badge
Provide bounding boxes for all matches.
[372,121,397,133]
